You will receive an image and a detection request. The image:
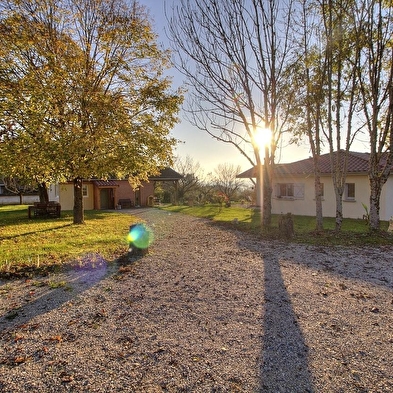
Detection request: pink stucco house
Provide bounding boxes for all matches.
[50,167,182,211]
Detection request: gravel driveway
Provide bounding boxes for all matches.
[0,208,392,392]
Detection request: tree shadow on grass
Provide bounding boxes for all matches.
[0,223,73,241]
[259,252,314,392]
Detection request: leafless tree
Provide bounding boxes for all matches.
[167,0,296,228]
[289,0,326,231]
[213,163,244,205]
[174,155,203,203]
[320,0,363,232]
[353,0,393,230]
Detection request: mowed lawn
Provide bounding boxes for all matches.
[0,203,392,276]
[159,204,392,245]
[0,205,137,275]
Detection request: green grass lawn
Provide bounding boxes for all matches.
[0,203,391,277]
[159,203,392,246]
[0,205,139,276]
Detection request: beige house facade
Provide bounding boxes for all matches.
[50,167,182,211]
[238,152,393,221]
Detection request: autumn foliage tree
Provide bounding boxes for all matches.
[353,0,393,230]
[288,0,393,232]
[0,0,182,223]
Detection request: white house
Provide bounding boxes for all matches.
[237,151,393,221]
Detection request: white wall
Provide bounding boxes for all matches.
[380,177,393,221]
[270,173,391,220]
[48,183,60,203]
[0,195,39,205]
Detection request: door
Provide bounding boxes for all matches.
[135,188,141,207]
[100,189,114,209]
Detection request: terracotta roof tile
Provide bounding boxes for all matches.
[275,151,370,175]
[237,151,373,178]
[94,180,119,187]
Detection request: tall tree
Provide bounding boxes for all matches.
[320,0,362,232]
[0,0,182,223]
[168,0,295,229]
[353,0,393,230]
[289,0,326,231]
[290,0,363,232]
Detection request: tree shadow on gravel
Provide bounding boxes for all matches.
[259,253,314,392]
[140,209,315,391]
[205,217,316,391]
[0,252,140,332]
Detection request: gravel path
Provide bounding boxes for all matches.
[0,208,392,392]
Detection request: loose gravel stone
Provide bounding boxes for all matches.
[0,209,392,392]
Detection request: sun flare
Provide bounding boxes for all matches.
[253,127,271,149]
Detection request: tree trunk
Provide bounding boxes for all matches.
[262,179,272,228]
[73,177,84,224]
[262,146,272,228]
[335,190,343,232]
[314,177,323,232]
[255,157,263,227]
[37,182,49,203]
[256,174,262,208]
[369,178,381,231]
[278,213,294,239]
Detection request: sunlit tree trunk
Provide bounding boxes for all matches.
[73,177,84,224]
[262,145,272,228]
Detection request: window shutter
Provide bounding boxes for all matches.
[294,183,305,199]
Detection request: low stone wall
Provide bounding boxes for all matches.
[0,195,39,205]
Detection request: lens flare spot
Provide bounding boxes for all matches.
[127,223,154,249]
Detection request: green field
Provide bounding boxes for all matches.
[0,204,391,277]
[0,205,138,276]
[159,204,392,246]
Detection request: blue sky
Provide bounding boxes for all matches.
[138,0,319,173]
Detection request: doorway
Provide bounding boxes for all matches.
[100,188,114,209]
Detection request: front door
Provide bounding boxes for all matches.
[135,188,141,207]
[100,189,114,209]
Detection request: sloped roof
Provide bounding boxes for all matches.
[94,180,119,187]
[237,166,258,178]
[148,167,183,181]
[237,151,371,178]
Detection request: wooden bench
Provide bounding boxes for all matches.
[118,199,133,209]
[28,202,61,218]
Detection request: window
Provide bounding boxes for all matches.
[276,183,304,199]
[345,183,355,200]
[279,183,294,197]
[82,185,88,197]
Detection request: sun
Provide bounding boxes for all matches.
[253,127,272,149]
